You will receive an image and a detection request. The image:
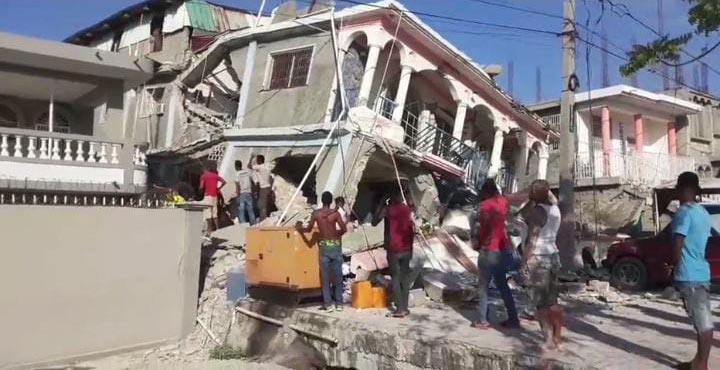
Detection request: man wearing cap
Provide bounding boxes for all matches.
[672,171,713,370]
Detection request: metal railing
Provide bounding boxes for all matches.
[575,151,695,186]
[373,95,397,120]
[542,114,560,132]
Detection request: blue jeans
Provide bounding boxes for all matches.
[320,246,344,306]
[477,249,519,324]
[237,193,256,225]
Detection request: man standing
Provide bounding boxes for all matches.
[234,160,256,225]
[384,191,414,318]
[297,191,347,312]
[335,196,353,233]
[198,161,226,240]
[672,172,713,370]
[250,154,273,221]
[520,180,563,351]
[472,178,520,329]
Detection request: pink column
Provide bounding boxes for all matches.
[667,122,677,155]
[634,114,644,152]
[601,106,612,176]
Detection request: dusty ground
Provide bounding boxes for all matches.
[295,289,720,369]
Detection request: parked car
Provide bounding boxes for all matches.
[603,203,720,290]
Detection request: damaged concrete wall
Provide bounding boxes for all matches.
[0,206,203,370]
[229,32,336,128]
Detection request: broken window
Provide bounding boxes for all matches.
[150,13,165,52]
[139,87,165,117]
[268,47,313,90]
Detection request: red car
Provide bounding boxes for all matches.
[603,203,720,290]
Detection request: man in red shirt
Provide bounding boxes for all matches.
[199,161,226,240]
[472,179,519,329]
[383,191,415,318]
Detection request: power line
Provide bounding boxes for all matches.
[326,0,561,36]
[463,0,564,20]
[598,0,720,77]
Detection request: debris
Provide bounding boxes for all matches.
[598,290,629,304]
[440,208,472,240]
[558,282,587,295]
[408,289,427,308]
[349,247,388,274]
[422,271,473,302]
[197,317,222,345]
[662,286,680,301]
[587,280,610,295]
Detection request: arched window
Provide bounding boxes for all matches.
[0,103,19,128]
[35,111,71,133]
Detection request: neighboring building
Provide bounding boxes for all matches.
[661,87,720,177]
[530,85,702,188]
[0,32,153,202]
[71,0,554,221]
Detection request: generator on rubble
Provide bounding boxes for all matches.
[245,226,322,302]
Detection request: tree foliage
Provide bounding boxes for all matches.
[620,0,720,77]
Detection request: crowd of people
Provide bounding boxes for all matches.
[195,157,714,367]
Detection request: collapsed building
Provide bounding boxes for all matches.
[68,0,555,222]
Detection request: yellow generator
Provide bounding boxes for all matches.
[245,227,321,302]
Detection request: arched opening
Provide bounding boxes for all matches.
[463,104,495,152]
[340,33,368,110]
[368,41,404,116]
[0,103,20,128]
[35,111,71,133]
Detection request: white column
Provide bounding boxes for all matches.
[39,138,48,159]
[234,41,258,127]
[87,142,97,163]
[51,139,61,160]
[48,92,54,133]
[75,141,85,162]
[391,65,413,122]
[487,126,506,177]
[537,143,549,180]
[357,44,382,107]
[98,143,108,163]
[63,139,73,161]
[0,135,8,157]
[110,144,120,164]
[452,102,468,140]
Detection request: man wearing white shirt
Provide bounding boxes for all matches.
[249,154,274,221]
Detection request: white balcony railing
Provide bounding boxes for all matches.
[575,151,695,186]
[542,114,561,132]
[0,128,147,166]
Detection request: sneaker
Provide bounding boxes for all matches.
[318,305,334,313]
[335,304,344,312]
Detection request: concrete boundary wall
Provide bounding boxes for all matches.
[0,206,203,370]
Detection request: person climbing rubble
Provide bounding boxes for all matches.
[297,191,347,312]
[249,154,274,221]
[234,160,256,225]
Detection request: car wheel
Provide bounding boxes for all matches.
[611,257,648,291]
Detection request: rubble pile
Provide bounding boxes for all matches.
[132,245,245,365]
[259,175,314,226]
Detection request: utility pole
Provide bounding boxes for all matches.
[558,0,579,271]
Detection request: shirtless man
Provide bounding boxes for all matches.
[297,191,347,312]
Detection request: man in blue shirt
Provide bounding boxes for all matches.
[672,171,713,370]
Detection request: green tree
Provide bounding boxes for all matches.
[619,0,720,76]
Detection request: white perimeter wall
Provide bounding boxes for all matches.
[0,206,203,369]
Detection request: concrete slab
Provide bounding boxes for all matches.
[233,292,720,370]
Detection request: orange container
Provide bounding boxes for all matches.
[372,287,388,308]
[351,281,373,309]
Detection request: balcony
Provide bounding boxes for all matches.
[575,151,695,186]
[0,127,148,194]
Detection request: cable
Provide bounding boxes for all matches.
[598,0,720,77]
[298,0,560,36]
[463,0,565,20]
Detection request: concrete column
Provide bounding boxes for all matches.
[487,126,505,177]
[234,40,258,127]
[513,132,529,187]
[357,44,382,107]
[667,121,677,155]
[538,143,549,180]
[634,114,644,152]
[452,102,468,140]
[601,106,612,176]
[391,65,413,122]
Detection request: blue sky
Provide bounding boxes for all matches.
[1,0,718,103]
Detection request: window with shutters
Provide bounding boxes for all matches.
[692,106,713,140]
[268,47,313,90]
